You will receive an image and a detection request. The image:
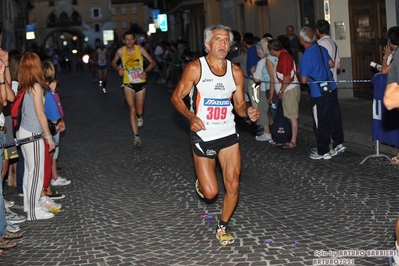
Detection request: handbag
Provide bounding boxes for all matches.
[309,45,333,95]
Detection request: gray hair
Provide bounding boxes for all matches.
[203,24,234,53]
[299,26,315,44]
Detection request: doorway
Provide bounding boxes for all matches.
[349,0,386,99]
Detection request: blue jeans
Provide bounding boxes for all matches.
[0,132,6,237]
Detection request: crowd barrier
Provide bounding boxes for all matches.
[360,73,399,164]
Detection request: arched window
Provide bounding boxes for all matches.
[59,11,69,23]
[71,11,81,23]
[47,13,57,24]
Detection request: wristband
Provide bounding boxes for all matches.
[0,81,5,85]
[4,65,8,68]
[44,136,52,140]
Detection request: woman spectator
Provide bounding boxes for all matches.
[251,37,274,142]
[17,52,56,220]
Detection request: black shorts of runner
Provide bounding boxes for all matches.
[121,83,147,93]
[190,132,239,159]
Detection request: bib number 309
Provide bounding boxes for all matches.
[206,107,228,120]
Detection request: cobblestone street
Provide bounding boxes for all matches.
[2,68,399,266]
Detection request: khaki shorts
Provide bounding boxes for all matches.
[282,86,300,119]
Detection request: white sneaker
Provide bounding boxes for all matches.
[133,136,142,147]
[330,144,346,157]
[309,152,332,160]
[6,221,21,233]
[102,88,106,94]
[4,199,15,208]
[137,116,143,127]
[37,211,55,220]
[40,196,62,213]
[6,208,26,224]
[51,176,71,186]
[255,132,272,142]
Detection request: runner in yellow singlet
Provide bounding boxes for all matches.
[111,31,156,147]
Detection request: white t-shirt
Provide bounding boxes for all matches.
[154,45,164,56]
[318,36,340,82]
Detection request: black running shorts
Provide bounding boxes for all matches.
[122,83,147,93]
[190,133,239,159]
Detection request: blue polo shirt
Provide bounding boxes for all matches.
[246,45,260,77]
[299,44,337,97]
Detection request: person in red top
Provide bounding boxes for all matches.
[268,39,300,148]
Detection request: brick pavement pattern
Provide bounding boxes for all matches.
[2,69,399,265]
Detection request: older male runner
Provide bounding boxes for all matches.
[171,24,259,245]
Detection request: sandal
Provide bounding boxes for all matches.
[0,239,17,249]
[282,141,297,149]
[4,231,23,240]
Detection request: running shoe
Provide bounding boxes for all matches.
[330,144,346,157]
[216,223,234,246]
[137,116,143,127]
[309,152,332,160]
[51,176,71,186]
[6,221,21,233]
[6,208,26,224]
[4,199,15,208]
[40,196,62,213]
[195,179,204,198]
[133,136,142,147]
[255,132,272,142]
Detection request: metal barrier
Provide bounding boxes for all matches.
[360,73,399,164]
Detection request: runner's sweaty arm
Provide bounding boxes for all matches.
[171,60,206,132]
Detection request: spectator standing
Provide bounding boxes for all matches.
[286,25,302,65]
[299,27,343,159]
[243,32,260,108]
[17,52,55,220]
[315,20,341,82]
[268,39,301,148]
[251,37,274,141]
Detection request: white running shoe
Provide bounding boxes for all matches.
[6,208,26,224]
[51,176,71,186]
[6,221,21,233]
[137,116,143,127]
[133,136,142,147]
[36,211,55,220]
[255,132,272,142]
[102,88,106,94]
[40,196,62,213]
[309,152,332,160]
[4,199,15,208]
[330,144,346,157]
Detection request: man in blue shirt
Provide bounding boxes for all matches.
[299,26,344,160]
[243,32,260,107]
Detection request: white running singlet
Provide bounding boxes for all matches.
[190,57,236,142]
